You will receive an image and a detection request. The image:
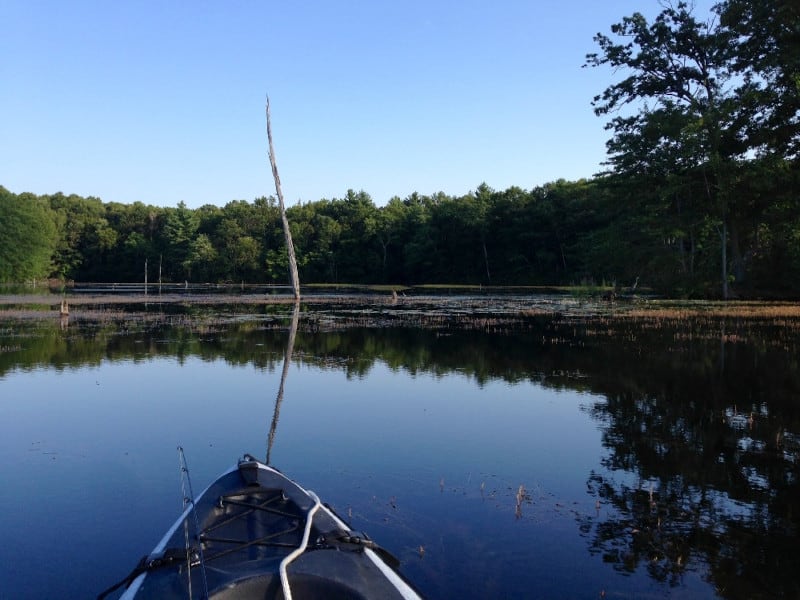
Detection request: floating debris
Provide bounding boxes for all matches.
[515,484,527,519]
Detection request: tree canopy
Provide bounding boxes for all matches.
[585,0,799,297]
[0,186,57,283]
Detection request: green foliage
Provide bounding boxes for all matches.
[0,187,57,282]
[2,163,798,295]
[184,234,218,281]
[586,0,800,297]
[718,0,800,160]
[162,201,199,280]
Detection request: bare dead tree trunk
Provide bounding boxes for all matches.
[266,97,300,299]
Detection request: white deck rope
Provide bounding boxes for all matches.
[279,490,322,600]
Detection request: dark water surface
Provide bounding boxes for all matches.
[1,296,799,599]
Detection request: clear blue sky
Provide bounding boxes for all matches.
[1,1,716,208]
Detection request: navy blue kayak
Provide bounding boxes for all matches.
[101,454,422,599]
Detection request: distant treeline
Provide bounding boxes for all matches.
[0,170,796,297]
[2,0,798,297]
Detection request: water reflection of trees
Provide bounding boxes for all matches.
[580,325,800,600]
[585,394,800,598]
[2,310,799,597]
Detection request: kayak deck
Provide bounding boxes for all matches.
[120,455,420,599]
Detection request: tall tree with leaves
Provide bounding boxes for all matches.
[586,1,740,297]
[717,0,800,161]
[0,188,57,282]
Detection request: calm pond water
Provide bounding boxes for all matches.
[1,295,798,599]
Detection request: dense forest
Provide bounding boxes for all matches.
[1,0,798,298]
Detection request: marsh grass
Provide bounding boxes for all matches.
[623,301,800,319]
[1,294,799,345]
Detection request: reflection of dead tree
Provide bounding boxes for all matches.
[266,97,300,300]
[267,301,300,465]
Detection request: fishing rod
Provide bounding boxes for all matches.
[178,446,209,600]
[96,450,211,600]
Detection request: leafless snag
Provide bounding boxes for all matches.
[266,96,300,300]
